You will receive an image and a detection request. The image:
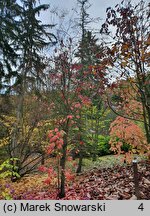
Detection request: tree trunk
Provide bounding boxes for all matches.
[59,129,68,198]
[141,97,150,144]
[10,70,26,181]
[76,152,83,173]
[146,106,150,144]
[92,113,99,161]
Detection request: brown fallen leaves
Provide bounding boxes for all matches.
[1,160,149,200]
[71,160,150,200]
[34,160,150,200]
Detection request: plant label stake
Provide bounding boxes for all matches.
[133,158,140,199]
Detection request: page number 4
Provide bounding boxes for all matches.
[138,203,144,211]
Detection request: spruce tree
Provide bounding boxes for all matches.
[0,0,20,90]
[0,0,57,180]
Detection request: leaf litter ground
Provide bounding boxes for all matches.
[8,160,150,200]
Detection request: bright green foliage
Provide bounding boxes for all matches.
[0,158,20,179]
[80,104,112,158]
[97,135,111,156]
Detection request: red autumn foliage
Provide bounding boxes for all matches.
[38,128,76,191]
[38,166,47,172]
[65,169,75,181]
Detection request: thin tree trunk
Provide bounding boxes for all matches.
[76,152,83,173]
[145,106,150,144]
[10,71,26,181]
[57,157,60,193]
[59,127,68,198]
[141,99,150,144]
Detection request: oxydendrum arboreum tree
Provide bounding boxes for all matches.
[44,37,91,198]
[100,0,150,144]
[42,25,108,196]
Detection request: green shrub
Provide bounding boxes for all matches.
[0,158,20,179]
[97,135,112,156]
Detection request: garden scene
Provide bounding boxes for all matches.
[0,0,150,200]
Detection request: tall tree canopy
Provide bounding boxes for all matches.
[101,0,150,143]
[0,0,57,92]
